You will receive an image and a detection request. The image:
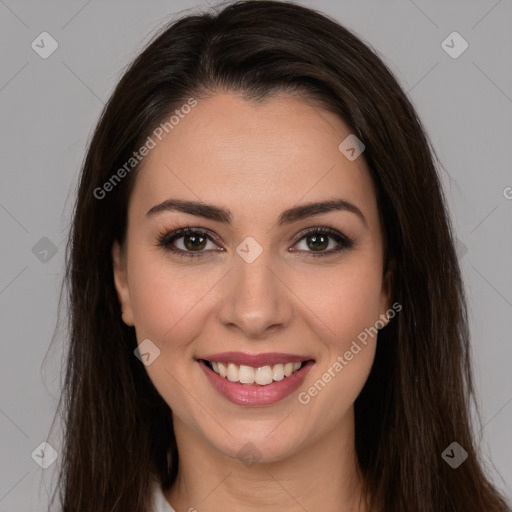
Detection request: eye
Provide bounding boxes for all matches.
[156,226,222,258]
[291,227,354,258]
[156,225,354,259]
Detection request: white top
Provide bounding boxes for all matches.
[148,479,512,512]
[151,479,176,512]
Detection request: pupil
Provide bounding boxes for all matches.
[185,234,206,251]
[308,234,328,251]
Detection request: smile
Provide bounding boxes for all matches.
[205,360,306,385]
[197,352,315,406]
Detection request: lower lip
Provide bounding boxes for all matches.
[198,360,314,406]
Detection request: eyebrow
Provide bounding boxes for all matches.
[146,197,367,227]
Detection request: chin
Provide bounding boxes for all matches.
[209,429,303,466]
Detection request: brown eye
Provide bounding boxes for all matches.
[291,227,354,257]
[182,233,207,251]
[305,233,330,251]
[157,227,221,258]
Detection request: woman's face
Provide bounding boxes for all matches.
[113,92,392,464]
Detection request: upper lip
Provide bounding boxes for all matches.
[198,351,314,367]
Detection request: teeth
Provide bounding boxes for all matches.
[207,360,306,385]
[273,364,284,381]
[227,363,239,382]
[255,366,273,385]
[239,365,255,384]
[218,362,227,378]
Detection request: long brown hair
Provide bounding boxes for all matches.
[49,1,509,510]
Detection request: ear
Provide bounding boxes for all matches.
[112,240,135,327]
[378,258,396,327]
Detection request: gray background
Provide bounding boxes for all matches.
[1,0,511,510]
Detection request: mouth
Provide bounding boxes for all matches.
[200,359,311,385]
[196,354,315,406]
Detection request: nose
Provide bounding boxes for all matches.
[217,248,294,339]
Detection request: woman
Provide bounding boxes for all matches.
[51,1,510,510]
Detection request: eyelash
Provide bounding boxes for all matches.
[155,225,354,259]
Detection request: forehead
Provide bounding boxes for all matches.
[128,93,378,227]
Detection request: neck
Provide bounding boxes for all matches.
[165,407,368,512]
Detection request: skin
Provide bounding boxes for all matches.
[112,92,392,511]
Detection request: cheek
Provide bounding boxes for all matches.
[296,278,381,431]
[125,252,214,417]
[296,259,383,404]
[307,258,384,342]
[298,344,376,441]
[127,250,218,343]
